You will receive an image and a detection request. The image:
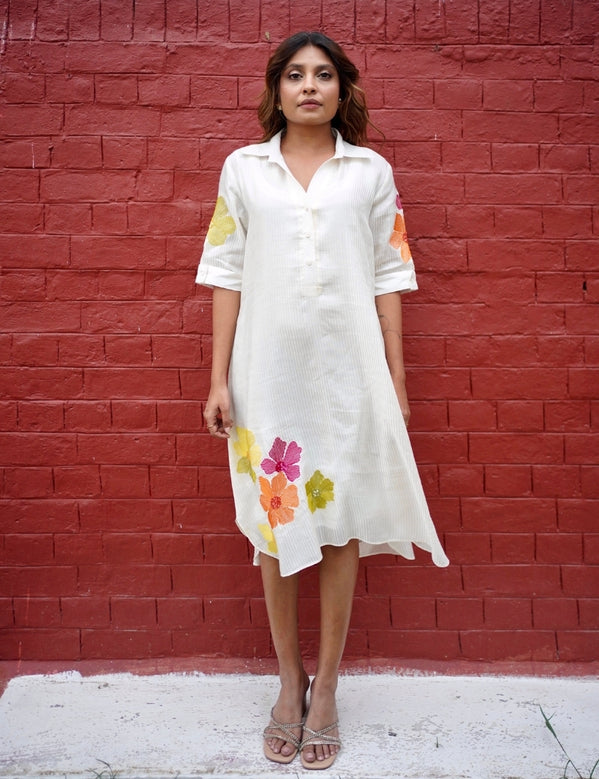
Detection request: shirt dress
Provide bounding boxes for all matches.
[196,130,449,576]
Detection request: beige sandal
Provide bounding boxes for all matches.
[263,708,304,764]
[300,721,341,770]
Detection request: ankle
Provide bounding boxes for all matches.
[279,666,309,692]
[310,674,338,697]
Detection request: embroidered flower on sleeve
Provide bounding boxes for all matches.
[305,470,335,513]
[261,437,302,482]
[389,194,412,263]
[233,427,261,482]
[258,522,278,554]
[259,472,299,527]
[207,196,236,246]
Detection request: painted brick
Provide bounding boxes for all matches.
[61,597,110,627]
[460,630,557,662]
[484,466,532,497]
[111,597,157,628]
[462,498,556,532]
[172,628,270,658]
[484,597,532,629]
[469,434,564,465]
[533,466,582,498]
[103,534,153,563]
[443,532,491,564]
[79,499,172,532]
[439,465,484,496]
[17,402,64,431]
[80,630,171,660]
[4,467,54,499]
[13,598,61,627]
[555,631,599,662]
[490,534,535,563]
[204,598,251,627]
[151,533,204,564]
[536,533,584,564]
[578,600,599,629]
[497,401,544,432]
[3,534,55,565]
[561,566,599,597]
[437,598,484,629]
[558,500,599,533]
[390,597,436,629]
[368,629,460,660]
[78,564,172,596]
[0,629,81,661]
[462,565,562,597]
[583,535,599,564]
[0,566,78,597]
[54,534,104,565]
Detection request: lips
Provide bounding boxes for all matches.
[299,99,321,107]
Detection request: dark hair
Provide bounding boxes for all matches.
[257,31,374,146]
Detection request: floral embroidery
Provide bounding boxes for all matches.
[305,470,335,513]
[259,472,299,527]
[389,194,412,263]
[233,427,261,482]
[207,196,236,246]
[261,437,302,482]
[258,522,278,554]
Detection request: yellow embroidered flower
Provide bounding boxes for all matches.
[305,470,335,513]
[233,427,261,482]
[207,196,236,246]
[258,522,278,554]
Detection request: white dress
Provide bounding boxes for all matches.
[196,130,449,576]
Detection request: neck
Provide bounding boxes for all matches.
[281,123,335,154]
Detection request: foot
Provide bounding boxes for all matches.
[301,678,341,767]
[264,671,309,761]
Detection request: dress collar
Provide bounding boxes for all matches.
[240,129,372,163]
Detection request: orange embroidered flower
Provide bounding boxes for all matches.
[389,210,412,263]
[259,472,299,528]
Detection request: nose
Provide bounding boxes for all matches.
[303,75,316,92]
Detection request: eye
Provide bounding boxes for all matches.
[318,71,333,80]
[287,71,302,80]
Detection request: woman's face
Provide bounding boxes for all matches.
[278,45,340,130]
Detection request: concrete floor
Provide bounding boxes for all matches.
[0,664,597,779]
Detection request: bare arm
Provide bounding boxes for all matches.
[375,291,410,427]
[204,287,241,438]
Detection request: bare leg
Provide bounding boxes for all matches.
[260,552,310,758]
[302,539,359,765]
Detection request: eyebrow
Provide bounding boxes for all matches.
[284,62,335,70]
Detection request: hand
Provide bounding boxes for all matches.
[204,384,234,438]
[392,376,411,428]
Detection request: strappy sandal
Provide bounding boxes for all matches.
[263,707,304,764]
[300,721,341,770]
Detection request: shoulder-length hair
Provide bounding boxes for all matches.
[257,31,375,147]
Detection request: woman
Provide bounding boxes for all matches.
[197,31,449,770]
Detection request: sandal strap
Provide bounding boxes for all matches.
[263,708,303,749]
[300,721,341,749]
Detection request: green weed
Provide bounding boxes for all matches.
[540,705,599,779]
[90,759,119,779]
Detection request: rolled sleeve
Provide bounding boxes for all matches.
[195,154,247,292]
[370,163,418,296]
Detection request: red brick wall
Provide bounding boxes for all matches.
[1,0,597,663]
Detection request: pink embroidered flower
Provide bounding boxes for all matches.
[261,437,302,482]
